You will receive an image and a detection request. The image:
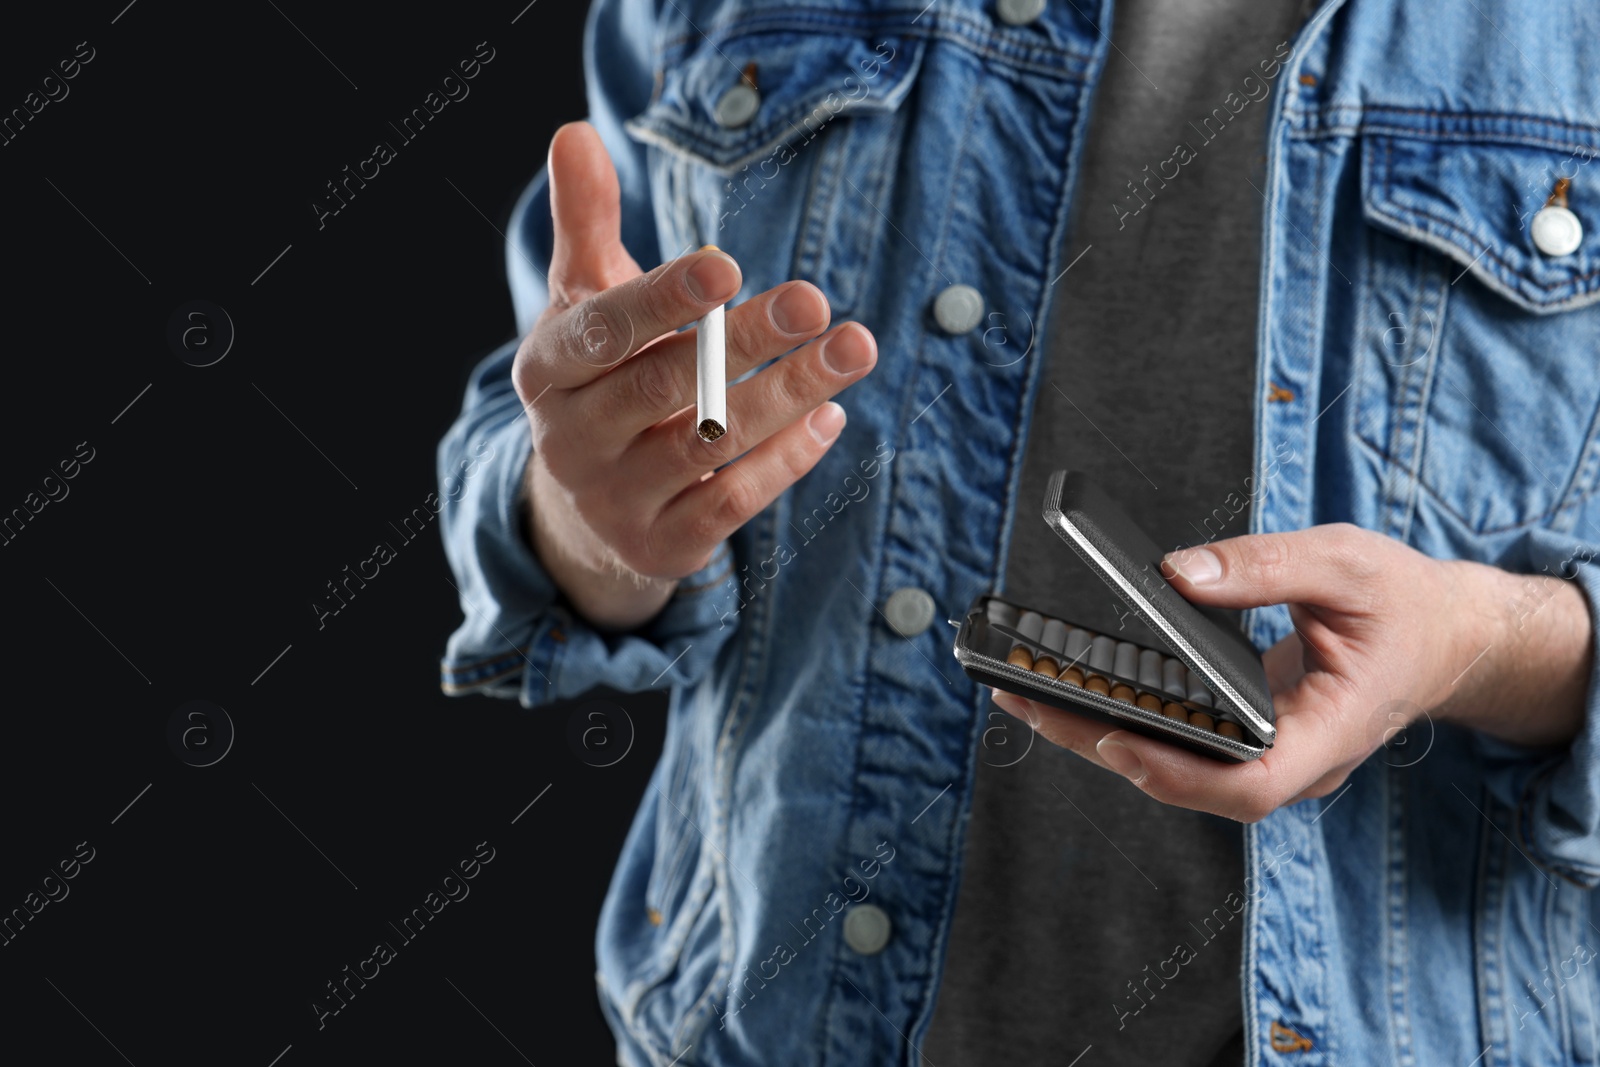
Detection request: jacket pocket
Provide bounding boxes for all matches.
[624,23,926,315]
[1353,124,1600,537]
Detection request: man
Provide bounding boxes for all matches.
[439,0,1600,1062]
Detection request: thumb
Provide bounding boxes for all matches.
[1160,524,1379,613]
[547,121,639,307]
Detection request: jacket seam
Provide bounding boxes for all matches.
[656,8,1095,75]
[439,659,526,693]
[1371,197,1600,295]
[1349,434,1591,536]
[1289,105,1600,150]
[441,644,534,676]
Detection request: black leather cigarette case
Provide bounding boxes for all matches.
[951,470,1276,762]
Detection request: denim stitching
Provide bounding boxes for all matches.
[1375,134,1600,297]
[1349,434,1589,535]
[1395,228,1448,545]
[1552,391,1600,533]
[1474,798,1507,1067]
[1379,199,1600,294]
[1385,764,1414,1064]
[440,645,531,676]
[1289,105,1600,150]
[658,8,1096,73]
[673,502,779,1050]
[438,662,523,693]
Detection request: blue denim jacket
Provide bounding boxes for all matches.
[438,0,1600,1062]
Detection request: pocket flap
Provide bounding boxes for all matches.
[1361,130,1600,313]
[625,30,923,172]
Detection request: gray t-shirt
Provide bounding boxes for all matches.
[924,2,1308,1063]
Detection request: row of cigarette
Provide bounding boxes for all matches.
[986,599,1246,742]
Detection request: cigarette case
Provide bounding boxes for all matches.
[951,470,1276,762]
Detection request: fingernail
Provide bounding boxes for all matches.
[770,283,828,336]
[1097,738,1146,782]
[1164,547,1222,585]
[822,324,875,375]
[807,401,846,444]
[685,251,741,303]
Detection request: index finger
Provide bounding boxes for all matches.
[527,248,742,389]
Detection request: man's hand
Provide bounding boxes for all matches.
[991,524,1594,822]
[516,122,878,630]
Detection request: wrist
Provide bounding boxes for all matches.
[1434,558,1592,747]
[523,451,677,631]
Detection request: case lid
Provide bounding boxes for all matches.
[1042,470,1276,745]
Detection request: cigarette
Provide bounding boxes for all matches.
[695,244,727,442]
[1088,635,1115,675]
[1138,650,1164,691]
[1006,611,1045,670]
[1111,642,1139,703]
[1033,618,1070,678]
[1185,668,1213,707]
[1134,648,1165,712]
[1162,658,1187,697]
[986,599,1020,629]
[1059,628,1092,686]
[1086,635,1116,694]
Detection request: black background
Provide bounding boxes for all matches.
[0,2,658,1063]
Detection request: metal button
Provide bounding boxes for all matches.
[932,284,984,334]
[842,904,892,954]
[714,83,761,129]
[884,587,936,637]
[1531,205,1583,257]
[997,0,1047,26]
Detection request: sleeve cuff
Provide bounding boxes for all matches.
[1475,529,1600,885]
[437,348,742,709]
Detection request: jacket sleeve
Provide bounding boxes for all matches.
[1474,524,1600,886]
[436,0,741,708]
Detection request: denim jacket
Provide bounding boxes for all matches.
[438,0,1600,1063]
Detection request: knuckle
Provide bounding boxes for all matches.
[657,420,707,478]
[1325,521,1364,545]
[778,433,817,483]
[721,300,765,356]
[626,273,684,335]
[715,472,768,530]
[573,298,637,369]
[762,358,815,419]
[627,350,685,413]
[1328,522,1380,578]
[1247,533,1296,585]
[550,303,594,362]
[686,475,765,549]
